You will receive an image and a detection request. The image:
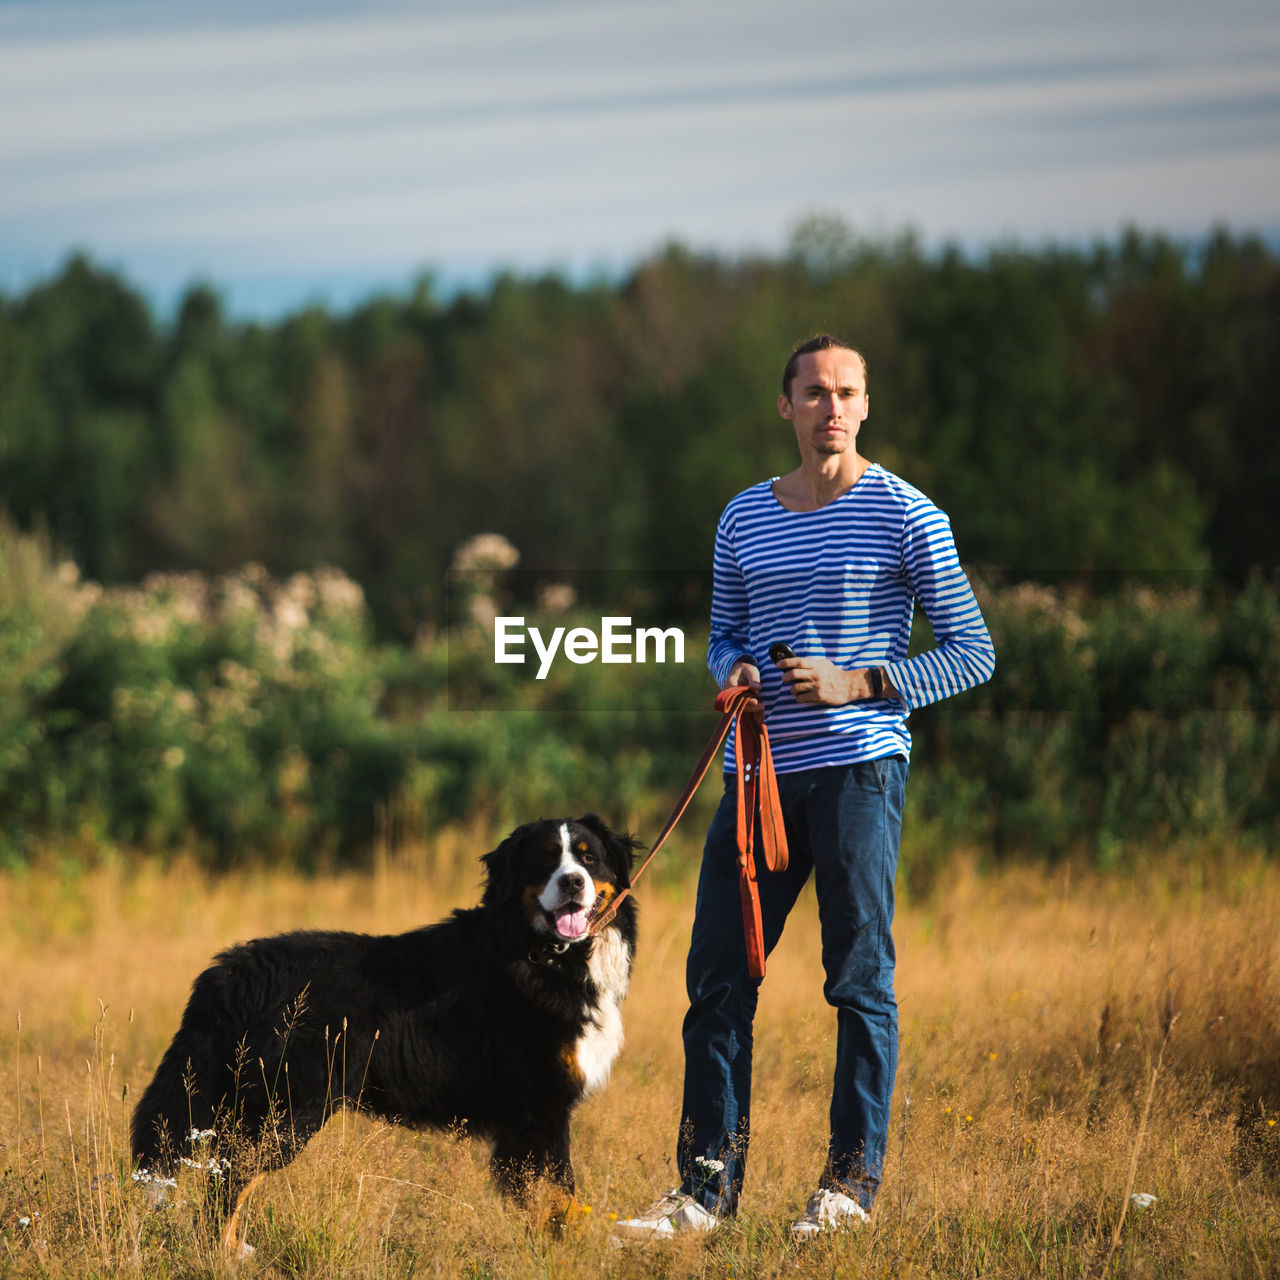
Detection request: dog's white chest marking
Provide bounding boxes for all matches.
[577,929,631,1095]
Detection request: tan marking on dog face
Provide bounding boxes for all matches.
[522,885,544,924]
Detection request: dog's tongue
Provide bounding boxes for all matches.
[554,905,590,939]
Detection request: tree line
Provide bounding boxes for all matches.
[2,220,1276,639]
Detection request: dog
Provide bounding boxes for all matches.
[130,815,639,1245]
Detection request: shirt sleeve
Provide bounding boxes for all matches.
[882,499,995,711]
[706,508,754,687]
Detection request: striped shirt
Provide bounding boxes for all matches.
[707,464,995,773]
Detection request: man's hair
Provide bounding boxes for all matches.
[781,335,868,400]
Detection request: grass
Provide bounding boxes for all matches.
[1,833,1278,1278]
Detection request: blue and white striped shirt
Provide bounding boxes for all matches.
[707,464,995,773]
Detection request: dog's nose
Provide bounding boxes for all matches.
[559,871,586,894]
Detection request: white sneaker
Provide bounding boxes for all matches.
[790,1187,870,1240]
[614,1189,723,1239]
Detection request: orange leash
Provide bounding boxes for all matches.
[589,685,788,978]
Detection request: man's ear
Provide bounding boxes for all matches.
[778,393,794,421]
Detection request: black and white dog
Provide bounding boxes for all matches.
[130,815,638,1238]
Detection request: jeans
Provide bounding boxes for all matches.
[676,756,907,1215]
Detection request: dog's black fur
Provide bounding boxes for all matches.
[130,815,638,1214]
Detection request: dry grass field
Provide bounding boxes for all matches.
[2,828,1278,1278]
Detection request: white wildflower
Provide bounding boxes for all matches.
[468,595,499,632]
[536,582,577,614]
[314,565,365,616]
[282,572,318,613]
[452,532,519,573]
[274,595,309,632]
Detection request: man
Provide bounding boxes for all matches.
[618,335,995,1241]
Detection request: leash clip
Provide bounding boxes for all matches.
[528,940,571,968]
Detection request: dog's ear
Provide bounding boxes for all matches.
[577,813,642,885]
[480,821,537,906]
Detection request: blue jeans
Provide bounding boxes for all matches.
[676,756,907,1215]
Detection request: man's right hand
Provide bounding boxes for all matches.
[724,659,764,714]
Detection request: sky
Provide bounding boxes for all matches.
[2,0,1278,319]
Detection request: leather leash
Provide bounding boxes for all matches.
[588,685,788,978]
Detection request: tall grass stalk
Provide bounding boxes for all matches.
[1098,1015,1175,1276]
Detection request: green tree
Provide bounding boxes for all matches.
[6,255,159,580]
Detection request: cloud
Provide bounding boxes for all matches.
[1,0,1277,313]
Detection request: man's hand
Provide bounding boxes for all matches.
[776,656,886,706]
[723,658,764,714]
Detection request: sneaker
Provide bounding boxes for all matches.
[614,1189,723,1239]
[790,1187,870,1241]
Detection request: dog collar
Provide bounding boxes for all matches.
[528,939,574,968]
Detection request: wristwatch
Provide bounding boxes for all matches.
[867,667,884,700]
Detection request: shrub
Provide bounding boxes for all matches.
[2,535,1277,874]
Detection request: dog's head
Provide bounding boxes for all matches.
[481,814,639,948]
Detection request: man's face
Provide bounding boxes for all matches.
[778,348,869,457]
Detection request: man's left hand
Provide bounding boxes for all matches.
[776,656,881,706]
